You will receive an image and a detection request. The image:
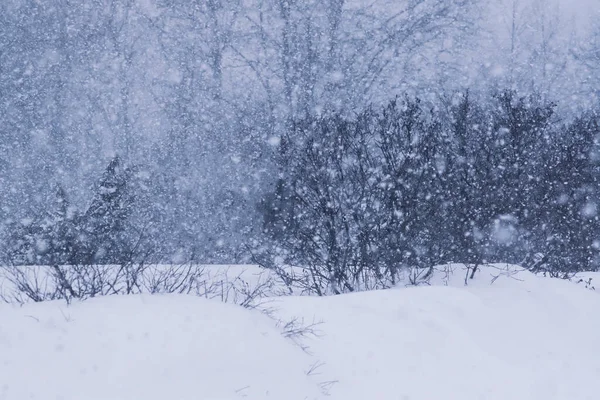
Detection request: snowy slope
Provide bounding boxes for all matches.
[0,295,323,400]
[272,265,600,400]
[1,265,599,400]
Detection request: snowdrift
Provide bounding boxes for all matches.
[274,264,600,400]
[0,295,322,400]
[1,264,599,400]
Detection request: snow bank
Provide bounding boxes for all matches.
[273,264,600,400]
[0,295,322,400]
[1,264,599,400]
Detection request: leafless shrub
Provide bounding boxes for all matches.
[0,265,58,304]
[439,263,456,286]
[318,380,339,396]
[541,269,578,280]
[489,264,525,284]
[257,253,422,295]
[305,360,326,377]
[304,360,339,397]
[233,272,279,309]
[406,266,434,286]
[252,253,319,296]
[1,263,281,310]
[456,263,482,286]
[278,316,323,355]
[140,263,200,295]
[575,277,595,291]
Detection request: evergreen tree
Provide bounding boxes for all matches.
[79,156,139,264]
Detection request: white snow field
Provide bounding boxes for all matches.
[0,294,323,400]
[1,264,599,400]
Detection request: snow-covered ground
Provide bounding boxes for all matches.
[1,264,599,399]
[0,294,323,400]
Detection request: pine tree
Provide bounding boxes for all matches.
[79,156,138,264]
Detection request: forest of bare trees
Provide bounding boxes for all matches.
[1,0,599,277]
